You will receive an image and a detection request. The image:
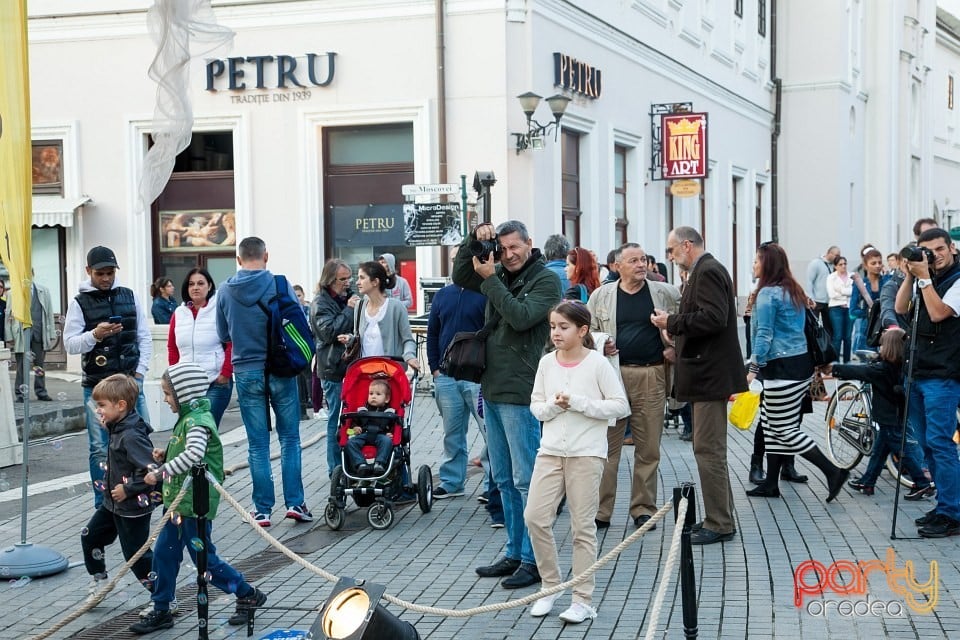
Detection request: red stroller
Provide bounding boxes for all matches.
[324,356,433,530]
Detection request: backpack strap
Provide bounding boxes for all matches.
[254,275,285,432]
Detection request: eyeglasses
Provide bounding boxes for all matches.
[665,240,688,257]
[336,277,351,282]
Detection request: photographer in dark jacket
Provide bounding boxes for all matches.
[453,220,560,589]
[311,259,361,477]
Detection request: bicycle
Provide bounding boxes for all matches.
[823,378,921,488]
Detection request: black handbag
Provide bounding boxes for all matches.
[804,308,837,366]
[340,299,364,366]
[441,315,499,383]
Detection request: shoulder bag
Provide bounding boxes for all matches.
[341,299,365,366]
[804,308,837,367]
[440,314,500,383]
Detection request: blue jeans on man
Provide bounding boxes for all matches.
[234,371,305,516]
[434,374,482,493]
[206,378,234,426]
[483,400,539,565]
[321,379,344,477]
[85,378,149,509]
[908,378,960,521]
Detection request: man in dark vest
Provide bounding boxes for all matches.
[64,246,152,508]
[895,227,960,538]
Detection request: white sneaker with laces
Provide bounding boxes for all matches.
[558,602,597,624]
[139,597,179,620]
[530,592,562,617]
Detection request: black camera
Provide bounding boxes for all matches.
[900,244,935,264]
[468,237,502,263]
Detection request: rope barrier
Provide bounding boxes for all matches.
[209,475,675,617]
[642,496,687,640]
[27,479,194,640]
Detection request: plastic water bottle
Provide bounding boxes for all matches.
[749,379,763,395]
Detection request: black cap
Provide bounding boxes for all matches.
[86,246,119,269]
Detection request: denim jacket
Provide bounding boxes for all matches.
[750,286,808,366]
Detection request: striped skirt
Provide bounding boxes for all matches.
[759,377,816,455]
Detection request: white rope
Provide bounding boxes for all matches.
[642,496,688,640]
[209,475,673,617]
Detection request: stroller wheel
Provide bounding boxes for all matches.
[330,466,345,500]
[367,503,394,530]
[324,503,345,531]
[417,465,433,513]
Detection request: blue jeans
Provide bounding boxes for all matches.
[850,315,875,355]
[322,379,344,477]
[908,378,960,521]
[207,378,234,426]
[828,306,852,363]
[234,371,305,515]
[483,400,540,565]
[434,374,482,493]
[85,378,149,509]
[860,424,930,488]
[150,515,252,611]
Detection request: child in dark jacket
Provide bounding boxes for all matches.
[81,374,158,600]
[131,363,266,635]
[344,379,396,476]
[828,328,934,498]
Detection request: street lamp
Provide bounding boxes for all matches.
[512,91,572,154]
[310,577,420,640]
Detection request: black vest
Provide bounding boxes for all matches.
[75,287,140,387]
[911,260,960,380]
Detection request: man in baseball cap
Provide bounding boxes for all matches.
[64,244,152,509]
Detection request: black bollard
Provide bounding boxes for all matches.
[673,483,699,639]
[192,464,210,640]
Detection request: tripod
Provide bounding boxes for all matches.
[890,278,922,540]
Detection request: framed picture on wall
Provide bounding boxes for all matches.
[159,209,236,253]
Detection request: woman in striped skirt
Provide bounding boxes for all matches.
[746,242,849,501]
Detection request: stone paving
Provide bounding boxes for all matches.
[1,386,958,639]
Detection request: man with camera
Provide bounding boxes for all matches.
[453,220,561,589]
[894,227,960,538]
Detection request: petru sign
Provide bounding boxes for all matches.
[793,548,937,615]
[205,53,336,91]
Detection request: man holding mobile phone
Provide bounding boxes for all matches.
[64,246,152,509]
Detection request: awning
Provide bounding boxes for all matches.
[31,195,91,227]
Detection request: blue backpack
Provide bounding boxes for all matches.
[257,275,315,378]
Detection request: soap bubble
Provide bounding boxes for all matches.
[147,571,158,582]
[91,548,103,561]
[150,491,163,504]
[204,571,212,582]
[137,494,150,508]
[9,576,31,588]
[189,538,204,552]
[18,384,28,395]
[50,439,62,450]
[57,392,67,401]
[189,399,201,411]
[93,480,107,492]
[32,366,45,377]
[98,461,108,471]
[80,527,89,536]
[197,592,208,605]
[170,512,182,525]
[122,476,129,484]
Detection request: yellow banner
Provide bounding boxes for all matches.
[0,0,33,327]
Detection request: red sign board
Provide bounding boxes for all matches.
[661,112,708,179]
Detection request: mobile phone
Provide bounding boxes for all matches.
[108,315,122,324]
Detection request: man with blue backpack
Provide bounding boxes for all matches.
[216,236,314,528]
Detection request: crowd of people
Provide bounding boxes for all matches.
[5,214,960,634]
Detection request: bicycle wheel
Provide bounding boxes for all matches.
[824,382,872,469]
[885,452,922,488]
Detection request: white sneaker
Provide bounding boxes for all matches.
[558,602,597,624]
[139,597,180,620]
[530,592,562,617]
[85,573,108,602]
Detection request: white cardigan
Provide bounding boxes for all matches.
[530,350,629,459]
[826,272,852,307]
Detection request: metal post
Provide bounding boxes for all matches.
[460,173,467,236]
[192,464,209,640]
[673,483,698,639]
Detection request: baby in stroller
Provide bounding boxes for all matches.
[344,379,396,476]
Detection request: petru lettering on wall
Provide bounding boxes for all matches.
[206,53,337,91]
[553,52,602,99]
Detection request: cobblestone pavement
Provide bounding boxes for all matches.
[1,382,957,639]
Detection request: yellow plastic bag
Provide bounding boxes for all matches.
[728,383,761,430]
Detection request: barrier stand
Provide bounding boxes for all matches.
[674,483,699,639]
[192,464,210,640]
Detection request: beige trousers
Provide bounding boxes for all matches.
[597,364,665,522]
[692,400,736,534]
[524,454,605,605]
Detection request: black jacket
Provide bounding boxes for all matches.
[832,360,904,428]
[102,410,157,517]
[311,287,355,381]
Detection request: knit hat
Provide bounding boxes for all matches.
[164,362,209,408]
[377,252,396,273]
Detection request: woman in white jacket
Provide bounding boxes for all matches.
[167,268,233,424]
[826,255,853,363]
[524,301,628,624]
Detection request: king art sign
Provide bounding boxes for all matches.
[661,113,708,180]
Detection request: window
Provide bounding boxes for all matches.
[949,74,955,111]
[735,0,743,18]
[614,145,628,246]
[758,0,766,36]
[561,130,581,247]
[32,140,63,195]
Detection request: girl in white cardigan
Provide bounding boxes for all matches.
[525,301,628,624]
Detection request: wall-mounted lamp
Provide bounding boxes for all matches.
[309,577,421,640]
[512,92,572,154]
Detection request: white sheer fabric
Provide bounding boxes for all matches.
[139,0,234,214]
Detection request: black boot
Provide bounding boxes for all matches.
[749,454,766,485]
[780,456,808,484]
[747,454,784,498]
[800,446,849,503]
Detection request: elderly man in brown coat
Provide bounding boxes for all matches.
[652,226,746,545]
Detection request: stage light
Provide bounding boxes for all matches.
[309,577,420,640]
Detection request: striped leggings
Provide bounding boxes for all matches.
[759,377,815,455]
